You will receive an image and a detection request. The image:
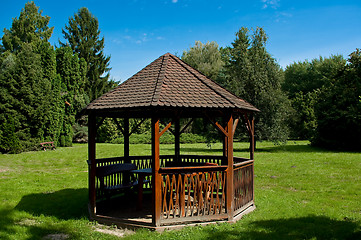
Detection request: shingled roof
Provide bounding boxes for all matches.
[85,53,259,113]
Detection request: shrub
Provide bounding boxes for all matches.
[110,133,207,144]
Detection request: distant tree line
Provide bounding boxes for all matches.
[1,2,360,153]
[181,28,361,151]
[0,2,113,153]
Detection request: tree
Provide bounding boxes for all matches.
[1,1,53,53]
[55,46,88,146]
[60,7,112,101]
[283,55,347,139]
[312,49,361,150]
[225,27,290,142]
[0,2,59,152]
[283,55,346,99]
[181,41,225,84]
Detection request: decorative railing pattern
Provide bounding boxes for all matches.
[91,155,254,220]
[233,158,254,215]
[159,166,227,224]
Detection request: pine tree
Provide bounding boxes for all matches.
[0,2,59,152]
[60,7,112,101]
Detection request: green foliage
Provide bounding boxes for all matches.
[0,2,91,152]
[312,49,361,150]
[181,41,225,84]
[110,132,207,144]
[0,116,21,153]
[288,91,318,139]
[283,55,346,98]
[60,7,112,101]
[1,1,54,53]
[225,27,291,142]
[55,46,89,147]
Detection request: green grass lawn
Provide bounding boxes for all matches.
[0,141,360,239]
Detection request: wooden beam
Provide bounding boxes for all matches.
[226,115,234,221]
[88,114,97,215]
[205,114,228,136]
[95,117,105,131]
[250,114,255,160]
[180,118,194,134]
[152,118,161,227]
[129,118,147,136]
[243,113,253,136]
[124,117,130,162]
[159,121,172,137]
[174,117,180,162]
[232,118,239,136]
[160,119,175,135]
[113,118,125,135]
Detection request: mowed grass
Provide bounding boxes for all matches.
[0,141,360,239]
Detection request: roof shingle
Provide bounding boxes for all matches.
[86,53,259,112]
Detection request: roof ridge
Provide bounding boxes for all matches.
[151,53,169,106]
[168,53,237,107]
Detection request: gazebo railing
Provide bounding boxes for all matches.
[92,155,224,200]
[158,165,228,225]
[233,157,254,216]
[91,155,254,222]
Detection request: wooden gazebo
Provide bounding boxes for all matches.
[84,53,259,230]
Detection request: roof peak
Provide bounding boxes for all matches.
[85,52,259,112]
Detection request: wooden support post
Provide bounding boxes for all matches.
[223,119,228,166]
[124,117,130,163]
[88,114,97,215]
[152,118,161,227]
[174,117,180,162]
[249,114,255,160]
[226,114,234,221]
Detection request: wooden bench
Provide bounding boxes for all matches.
[40,141,56,151]
[96,163,138,200]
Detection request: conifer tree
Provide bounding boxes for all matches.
[0,2,58,152]
[60,7,112,101]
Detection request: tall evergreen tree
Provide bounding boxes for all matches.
[225,27,290,142]
[1,1,53,53]
[55,46,88,146]
[0,2,58,152]
[60,7,112,101]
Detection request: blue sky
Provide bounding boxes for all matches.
[1,0,361,82]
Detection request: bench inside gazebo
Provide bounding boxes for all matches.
[84,53,259,230]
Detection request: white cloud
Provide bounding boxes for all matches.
[262,0,280,9]
[172,0,178,3]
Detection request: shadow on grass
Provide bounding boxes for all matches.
[15,188,88,220]
[204,216,361,240]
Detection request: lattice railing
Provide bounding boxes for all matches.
[233,158,254,215]
[159,166,227,224]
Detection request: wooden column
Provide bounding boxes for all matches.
[88,113,97,215]
[174,117,180,162]
[152,117,161,227]
[124,117,130,162]
[226,114,234,221]
[250,114,255,160]
[223,119,228,165]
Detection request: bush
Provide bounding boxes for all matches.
[110,133,207,144]
[0,117,21,153]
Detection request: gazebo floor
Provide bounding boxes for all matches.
[94,191,153,227]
